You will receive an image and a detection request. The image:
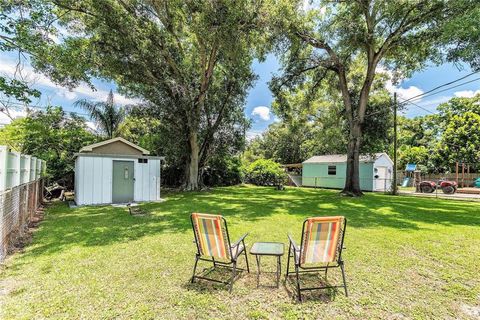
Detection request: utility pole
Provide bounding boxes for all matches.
[392,92,398,195]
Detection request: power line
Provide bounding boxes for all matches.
[398,98,470,151]
[400,71,480,103]
[407,77,480,104]
[399,97,437,115]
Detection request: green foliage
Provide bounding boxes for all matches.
[0,106,96,186]
[244,158,286,186]
[442,1,480,70]
[202,156,244,186]
[119,113,163,156]
[11,0,263,189]
[439,111,480,165]
[247,64,393,165]
[266,0,475,194]
[75,90,125,139]
[0,78,41,103]
[398,146,430,171]
[0,0,59,102]
[397,95,480,172]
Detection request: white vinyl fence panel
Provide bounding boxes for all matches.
[0,146,45,262]
[0,146,46,192]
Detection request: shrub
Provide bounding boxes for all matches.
[245,159,287,186]
[203,156,244,186]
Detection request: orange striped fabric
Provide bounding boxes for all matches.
[300,216,344,264]
[191,213,230,259]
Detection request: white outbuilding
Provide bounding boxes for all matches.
[74,137,164,205]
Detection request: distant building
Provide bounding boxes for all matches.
[302,153,393,192]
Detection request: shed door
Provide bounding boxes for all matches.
[112,160,134,203]
[375,167,388,191]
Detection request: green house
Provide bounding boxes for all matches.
[301,153,393,192]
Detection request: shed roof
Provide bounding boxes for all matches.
[303,153,390,164]
[79,137,150,155]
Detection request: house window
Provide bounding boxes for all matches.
[138,158,148,164]
[328,165,336,175]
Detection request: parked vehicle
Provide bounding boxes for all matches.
[419,181,436,193]
[438,180,457,194]
[419,179,458,194]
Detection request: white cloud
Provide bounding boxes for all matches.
[72,83,140,105]
[0,57,140,106]
[251,106,271,121]
[86,121,97,131]
[378,67,424,101]
[61,91,78,100]
[0,109,27,126]
[246,130,263,141]
[395,86,424,101]
[454,90,480,98]
[302,0,324,13]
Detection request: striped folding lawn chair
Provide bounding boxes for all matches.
[190,213,249,292]
[286,216,348,301]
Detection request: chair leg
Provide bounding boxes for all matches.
[191,255,199,283]
[295,264,302,302]
[212,256,216,268]
[229,261,237,293]
[285,245,291,280]
[340,261,348,297]
[243,246,250,273]
[325,263,329,279]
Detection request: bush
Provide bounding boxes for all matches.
[244,159,287,186]
[203,156,244,186]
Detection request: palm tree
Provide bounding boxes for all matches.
[75,90,125,139]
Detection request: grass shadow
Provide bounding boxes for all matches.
[15,186,480,263]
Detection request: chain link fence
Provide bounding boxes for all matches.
[0,179,43,262]
[300,176,394,193]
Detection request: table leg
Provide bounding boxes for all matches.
[255,255,260,287]
[277,256,281,288]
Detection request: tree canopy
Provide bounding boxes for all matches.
[75,90,125,139]
[1,0,266,190]
[266,0,475,195]
[2,0,480,193]
[396,95,480,172]
[26,0,264,190]
[0,106,96,186]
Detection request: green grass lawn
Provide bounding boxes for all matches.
[1,185,479,319]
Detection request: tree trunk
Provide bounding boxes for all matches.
[342,121,363,196]
[185,131,200,190]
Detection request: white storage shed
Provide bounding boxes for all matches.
[74,137,164,205]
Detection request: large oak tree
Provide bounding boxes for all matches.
[6,0,264,190]
[268,0,475,195]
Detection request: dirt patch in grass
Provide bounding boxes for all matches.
[461,303,480,318]
[6,205,45,257]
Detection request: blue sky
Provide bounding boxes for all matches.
[247,55,479,138]
[1,51,479,136]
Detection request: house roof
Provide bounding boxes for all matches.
[303,153,390,164]
[79,137,150,155]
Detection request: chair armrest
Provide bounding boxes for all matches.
[232,233,249,248]
[288,234,300,252]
